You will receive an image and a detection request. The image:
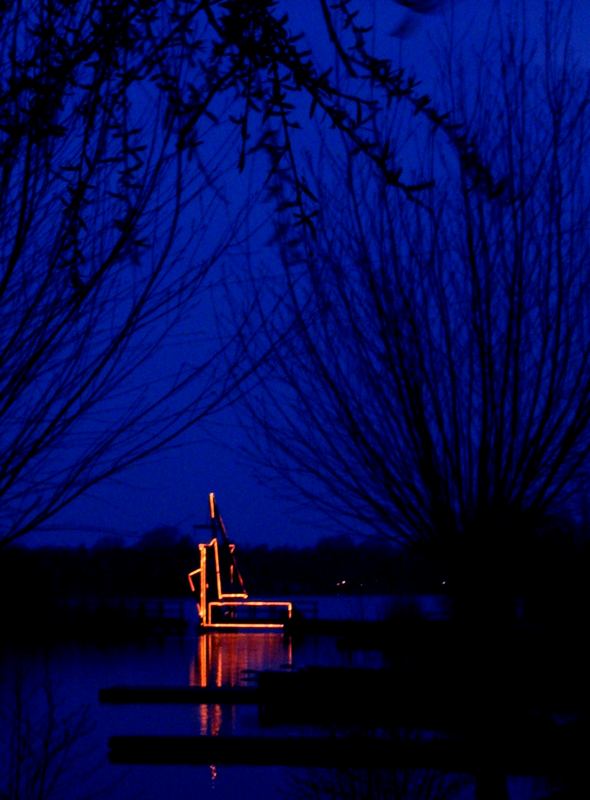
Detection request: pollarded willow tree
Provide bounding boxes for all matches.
[242,4,590,603]
[0,0,479,547]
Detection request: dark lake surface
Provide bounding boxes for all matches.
[0,596,395,800]
[0,595,543,799]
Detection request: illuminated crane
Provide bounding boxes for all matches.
[187,492,293,630]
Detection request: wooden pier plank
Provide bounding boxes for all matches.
[108,732,587,773]
[99,686,259,704]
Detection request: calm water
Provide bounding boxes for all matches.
[0,595,540,799]
[0,597,392,800]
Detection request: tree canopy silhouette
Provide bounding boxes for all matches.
[0,0,474,546]
[241,5,590,605]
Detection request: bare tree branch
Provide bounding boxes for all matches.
[241,6,590,596]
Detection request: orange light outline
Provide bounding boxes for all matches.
[204,623,286,629]
[209,601,293,614]
[193,539,249,624]
[187,568,201,593]
[199,544,207,623]
[203,600,293,629]
[188,495,293,629]
[205,538,248,604]
[213,536,222,599]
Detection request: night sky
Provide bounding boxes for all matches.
[30,0,590,550]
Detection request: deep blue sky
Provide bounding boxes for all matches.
[33,0,590,549]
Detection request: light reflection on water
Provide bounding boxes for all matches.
[0,598,412,799]
[191,632,293,688]
[189,632,292,737]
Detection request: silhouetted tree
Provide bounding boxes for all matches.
[243,4,590,614]
[0,0,244,546]
[0,0,468,547]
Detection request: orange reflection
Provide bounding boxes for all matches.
[190,632,293,738]
[190,632,293,688]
